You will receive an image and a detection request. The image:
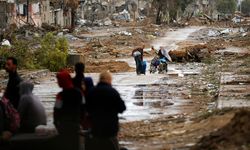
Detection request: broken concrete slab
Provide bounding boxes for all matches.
[220,73,250,85]
[219,84,250,97]
[217,98,250,109]
[217,71,250,109]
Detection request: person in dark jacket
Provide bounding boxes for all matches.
[54,70,82,150]
[73,62,94,130]
[132,45,145,75]
[73,62,94,95]
[18,81,46,133]
[85,71,126,150]
[4,57,22,109]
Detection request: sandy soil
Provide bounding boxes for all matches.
[85,61,134,73]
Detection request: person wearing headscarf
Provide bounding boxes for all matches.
[18,81,46,133]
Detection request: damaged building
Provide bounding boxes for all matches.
[0,0,73,29]
[0,0,16,29]
[78,0,151,25]
[41,0,72,27]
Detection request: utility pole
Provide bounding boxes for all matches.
[27,0,29,23]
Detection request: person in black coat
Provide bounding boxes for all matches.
[4,57,22,109]
[86,71,126,150]
[73,62,94,96]
[54,70,82,150]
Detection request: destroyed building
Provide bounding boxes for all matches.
[42,0,72,27]
[0,0,73,29]
[0,0,16,29]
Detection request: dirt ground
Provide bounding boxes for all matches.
[85,61,134,73]
[192,109,250,150]
[120,108,237,150]
[116,25,250,149]
[1,18,250,150]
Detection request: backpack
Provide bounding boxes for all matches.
[0,97,20,133]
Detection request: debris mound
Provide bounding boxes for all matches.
[192,110,250,150]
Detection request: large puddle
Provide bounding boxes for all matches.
[33,26,203,124]
[33,62,203,124]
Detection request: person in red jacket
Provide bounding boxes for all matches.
[54,70,83,150]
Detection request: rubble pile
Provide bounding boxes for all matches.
[77,25,159,60]
[192,110,250,150]
[184,16,238,28]
[169,44,211,62]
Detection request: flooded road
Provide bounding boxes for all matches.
[34,62,203,124]
[33,26,203,124]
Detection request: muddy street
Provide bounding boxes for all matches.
[33,27,203,123]
[30,26,224,150]
[1,1,250,150]
[0,23,249,150]
[1,25,249,150]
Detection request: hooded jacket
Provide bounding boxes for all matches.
[18,81,46,133]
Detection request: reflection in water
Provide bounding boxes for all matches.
[33,72,194,122]
[134,89,144,100]
[132,85,174,108]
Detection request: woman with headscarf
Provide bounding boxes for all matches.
[54,70,82,150]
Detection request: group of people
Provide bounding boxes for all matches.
[0,57,126,150]
[0,57,46,139]
[132,45,172,75]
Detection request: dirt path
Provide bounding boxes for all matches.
[151,26,204,50]
[33,27,204,124]
[32,26,242,150]
[119,27,250,150]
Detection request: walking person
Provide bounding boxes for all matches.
[85,71,126,150]
[4,57,22,109]
[132,45,145,75]
[54,70,82,150]
[72,62,94,130]
[18,81,46,133]
[73,62,94,96]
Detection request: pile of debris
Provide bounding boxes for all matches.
[169,44,209,62]
[191,26,250,42]
[183,15,240,28]
[192,110,250,150]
